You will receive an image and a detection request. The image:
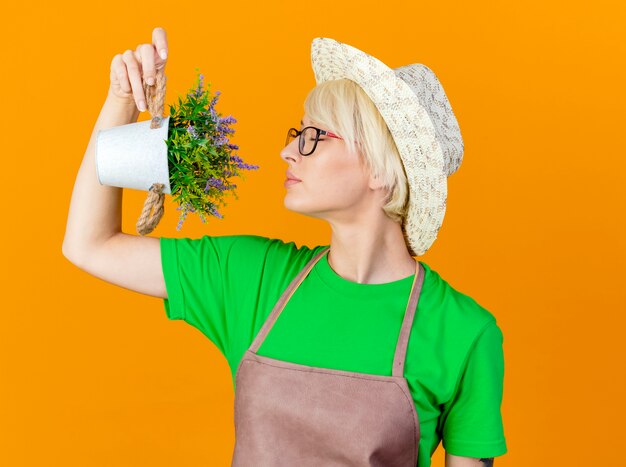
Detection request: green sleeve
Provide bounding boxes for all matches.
[441,320,508,458]
[159,234,275,358]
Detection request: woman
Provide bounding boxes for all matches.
[62,27,507,467]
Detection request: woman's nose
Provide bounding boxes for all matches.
[280,137,301,163]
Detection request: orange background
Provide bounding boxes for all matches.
[2,0,625,465]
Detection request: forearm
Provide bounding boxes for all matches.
[62,91,140,258]
[445,453,494,467]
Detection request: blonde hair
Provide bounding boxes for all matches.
[303,78,409,225]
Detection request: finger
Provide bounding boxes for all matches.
[111,54,132,94]
[133,48,146,80]
[122,49,146,111]
[152,27,168,61]
[138,43,156,86]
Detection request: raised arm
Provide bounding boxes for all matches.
[62,27,171,298]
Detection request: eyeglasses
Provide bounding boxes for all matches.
[285,126,344,156]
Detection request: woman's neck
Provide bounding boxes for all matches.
[326,217,417,285]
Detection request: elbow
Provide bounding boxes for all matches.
[62,245,77,266]
[62,240,85,267]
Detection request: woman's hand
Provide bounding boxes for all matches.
[107,27,169,112]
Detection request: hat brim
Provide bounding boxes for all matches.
[310,37,448,256]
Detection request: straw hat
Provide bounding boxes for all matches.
[310,37,464,256]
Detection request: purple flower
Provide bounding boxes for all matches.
[193,73,205,97]
[210,90,221,108]
[219,115,237,128]
[205,177,223,191]
[220,126,236,135]
[214,114,236,137]
[176,203,192,230]
[230,154,260,171]
[205,176,236,192]
[186,125,199,139]
[213,134,230,146]
[209,205,223,219]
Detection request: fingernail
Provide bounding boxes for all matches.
[139,101,146,112]
[147,77,155,85]
[160,49,167,60]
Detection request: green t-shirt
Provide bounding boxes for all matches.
[160,234,508,465]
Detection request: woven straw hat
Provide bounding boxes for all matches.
[310,37,464,256]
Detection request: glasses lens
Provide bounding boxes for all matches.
[300,127,318,155]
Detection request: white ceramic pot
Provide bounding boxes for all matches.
[95,116,172,194]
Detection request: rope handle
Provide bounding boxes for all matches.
[137,67,167,236]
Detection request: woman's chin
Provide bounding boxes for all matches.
[283,196,309,215]
[283,196,299,212]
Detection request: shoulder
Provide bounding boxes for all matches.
[221,234,328,267]
[417,261,501,356]
[249,236,329,284]
[419,261,498,326]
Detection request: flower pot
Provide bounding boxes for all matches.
[95,115,172,194]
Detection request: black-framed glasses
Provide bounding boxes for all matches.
[285,126,344,156]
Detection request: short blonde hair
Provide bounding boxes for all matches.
[303,79,409,225]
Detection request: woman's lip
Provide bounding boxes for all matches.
[284,179,301,187]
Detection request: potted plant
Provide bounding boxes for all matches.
[95,67,259,235]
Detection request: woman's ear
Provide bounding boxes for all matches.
[368,171,386,191]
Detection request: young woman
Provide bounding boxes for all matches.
[63,27,507,467]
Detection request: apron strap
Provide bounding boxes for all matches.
[392,261,425,377]
[249,247,330,353]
